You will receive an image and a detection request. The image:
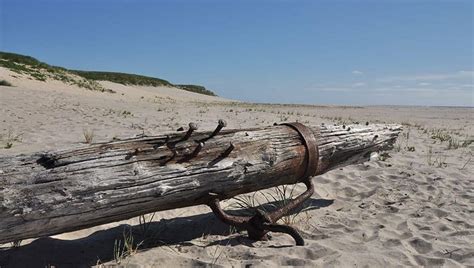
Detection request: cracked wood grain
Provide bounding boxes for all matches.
[0,123,401,244]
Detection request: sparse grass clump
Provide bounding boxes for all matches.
[447,137,474,150]
[230,184,313,226]
[461,139,474,147]
[396,128,416,152]
[112,213,163,264]
[269,185,306,226]
[83,128,95,144]
[431,129,452,143]
[427,147,448,168]
[138,213,156,238]
[428,128,473,150]
[113,227,142,264]
[447,137,461,150]
[1,129,23,149]
[0,79,13,86]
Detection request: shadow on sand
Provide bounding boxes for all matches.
[0,198,333,267]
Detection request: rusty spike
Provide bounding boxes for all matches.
[183,122,198,141]
[222,142,234,157]
[200,119,227,142]
[167,123,198,149]
[212,119,227,137]
[208,142,234,167]
[160,148,177,166]
[178,142,204,163]
[191,142,204,157]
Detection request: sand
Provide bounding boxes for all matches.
[0,67,473,267]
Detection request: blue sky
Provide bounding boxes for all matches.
[1,0,472,106]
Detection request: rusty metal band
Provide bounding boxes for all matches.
[281,122,319,180]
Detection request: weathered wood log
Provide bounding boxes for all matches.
[0,123,401,244]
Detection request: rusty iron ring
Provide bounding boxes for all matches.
[280,122,319,180]
[206,122,319,246]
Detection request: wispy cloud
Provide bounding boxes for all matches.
[352,82,366,87]
[319,87,353,92]
[306,69,473,106]
[378,70,474,82]
[374,87,436,93]
[418,82,431,86]
[352,70,363,75]
[373,86,472,95]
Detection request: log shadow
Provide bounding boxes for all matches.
[0,198,333,267]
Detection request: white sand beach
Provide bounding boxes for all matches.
[1,67,473,267]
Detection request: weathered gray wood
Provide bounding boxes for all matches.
[0,123,401,244]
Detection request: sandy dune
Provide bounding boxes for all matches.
[0,67,473,267]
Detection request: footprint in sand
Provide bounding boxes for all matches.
[408,237,433,254]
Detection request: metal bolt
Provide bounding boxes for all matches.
[208,142,235,166]
[200,119,227,142]
[178,142,204,163]
[190,142,204,157]
[222,142,234,157]
[182,122,198,141]
[211,119,227,138]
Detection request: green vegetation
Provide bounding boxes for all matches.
[0,52,51,81]
[0,51,108,91]
[71,70,172,87]
[0,79,13,86]
[0,51,52,66]
[175,84,217,96]
[113,227,142,264]
[0,51,217,96]
[430,129,452,142]
[428,128,473,150]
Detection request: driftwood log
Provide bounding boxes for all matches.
[0,122,401,244]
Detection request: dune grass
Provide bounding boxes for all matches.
[175,84,217,96]
[0,51,217,96]
[71,70,172,87]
